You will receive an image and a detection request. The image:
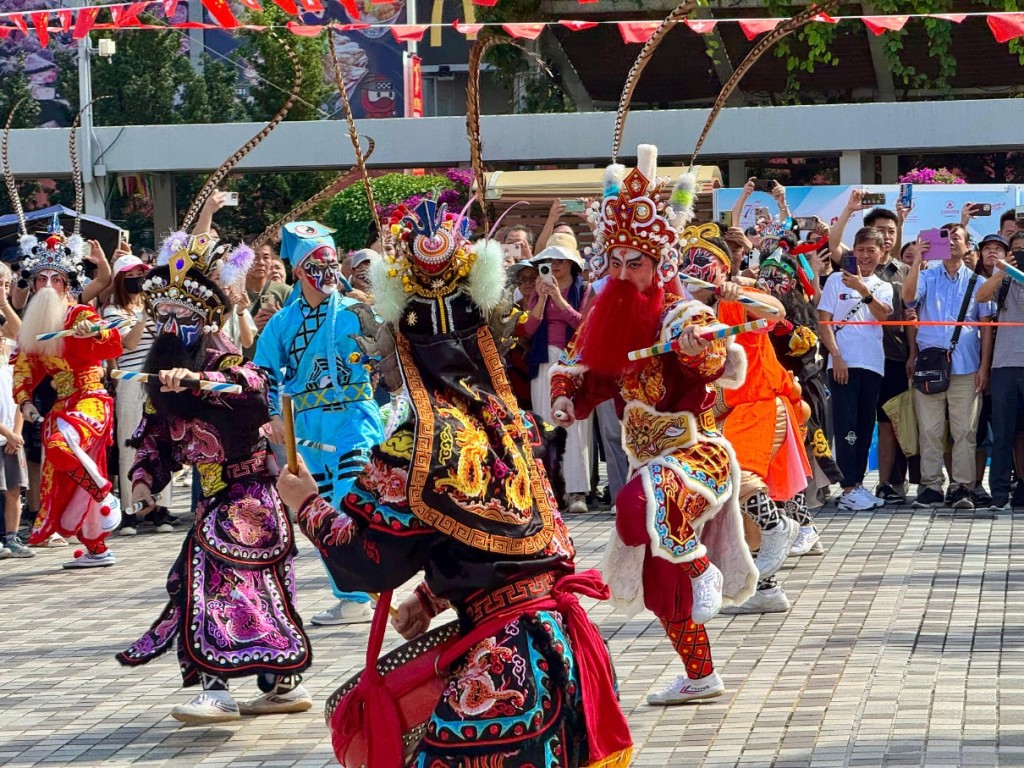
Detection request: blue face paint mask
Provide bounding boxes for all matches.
[155,309,203,348]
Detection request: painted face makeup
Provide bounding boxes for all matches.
[756,259,797,297]
[300,245,341,294]
[679,248,725,284]
[155,305,205,348]
[33,270,67,292]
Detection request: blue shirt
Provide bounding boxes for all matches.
[907,263,994,375]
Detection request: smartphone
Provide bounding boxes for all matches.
[862,192,886,206]
[919,228,951,261]
[81,240,92,260]
[898,183,913,209]
[970,203,993,217]
[719,211,733,228]
[537,262,552,277]
[259,294,281,312]
[755,206,772,224]
[223,192,240,207]
[119,229,131,246]
[502,242,522,262]
[752,179,777,193]
[795,216,818,232]
[560,198,585,214]
[841,251,858,275]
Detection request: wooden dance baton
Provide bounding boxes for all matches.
[627,318,769,361]
[679,275,781,317]
[37,315,134,341]
[111,369,242,395]
[281,394,299,474]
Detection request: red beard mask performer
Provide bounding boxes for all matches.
[550,144,758,706]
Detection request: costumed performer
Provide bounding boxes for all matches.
[254,221,384,627]
[550,145,758,706]
[13,216,123,568]
[678,225,811,615]
[116,231,312,724]
[276,198,633,767]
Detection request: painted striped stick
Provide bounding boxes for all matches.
[679,275,782,316]
[111,369,243,395]
[36,315,134,341]
[628,319,768,361]
[296,438,337,454]
[998,259,1024,286]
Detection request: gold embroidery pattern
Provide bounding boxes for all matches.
[197,463,227,496]
[438,424,455,465]
[624,404,697,463]
[380,428,414,460]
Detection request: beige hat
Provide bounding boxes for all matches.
[532,231,585,269]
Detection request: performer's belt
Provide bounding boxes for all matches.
[195,449,270,497]
[459,571,558,628]
[292,383,373,413]
[623,402,719,465]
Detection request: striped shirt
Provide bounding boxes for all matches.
[102,304,157,372]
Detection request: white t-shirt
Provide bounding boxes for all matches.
[818,272,892,376]
[0,363,15,445]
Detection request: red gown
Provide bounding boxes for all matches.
[14,304,122,552]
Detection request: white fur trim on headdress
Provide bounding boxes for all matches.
[18,234,37,256]
[636,144,658,192]
[66,234,84,259]
[465,239,505,313]
[668,169,698,229]
[219,244,254,288]
[157,231,188,267]
[603,163,626,199]
[369,251,409,326]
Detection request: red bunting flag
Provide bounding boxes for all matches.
[239,0,264,10]
[337,0,360,18]
[862,15,908,35]
[471,0,499,5]
[297,0,324,11]
[685,19,717,34]
[286,21,323,35]
[73,7,101,39]
[200,0,240,28]
[738,18,782,40]
[30,11,49,47]
[9,14,29,35]
[0,28,9,39]
[618,20,660,44]
[334,22,369,31]
[812,13,837,24]
[933,14,966,23]
[453,19,483,35]
[576,0,599,3]
[560,19,598,31]
[503,23,545,39]
[163,0,180,16]
[390,24,428,42]
[57,9,73,31]
[988,13,1024,43]
[271,0,299,12]
[111,2,150,27]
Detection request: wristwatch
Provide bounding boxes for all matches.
[861,294,874,305]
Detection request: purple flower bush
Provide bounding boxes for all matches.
[899,167,967,185]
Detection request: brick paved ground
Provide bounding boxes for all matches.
[2,480,1022,768]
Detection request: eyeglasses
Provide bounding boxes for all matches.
[516,277,537,286]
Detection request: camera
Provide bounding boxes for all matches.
[538,263,552,277]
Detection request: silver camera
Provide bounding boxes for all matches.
[537,262,552,277]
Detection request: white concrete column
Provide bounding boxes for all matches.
[880,155,900,184]
[150,174,177,240]
[728,158,748,187]
[839,150,875,185]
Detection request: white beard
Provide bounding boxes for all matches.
[18,287,68,357]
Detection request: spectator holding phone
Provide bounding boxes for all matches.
[818,228,894,511]
[501,226,534,267]
[902,223,995,510]
[522,233,590,513]
[244,242,290,358]
[731,177,789,233]
[829,189,916,503]
[975,235,1024,509]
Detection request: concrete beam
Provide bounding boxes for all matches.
[3,99,1023,177]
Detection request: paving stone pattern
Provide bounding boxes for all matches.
[1,484,1021,767]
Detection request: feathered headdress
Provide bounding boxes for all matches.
[143,231,231,333]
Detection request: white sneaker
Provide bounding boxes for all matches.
[790,525,820,556]
[238,684,313,715]
[566,493,588,514]
[5,537,35,558]
[310,599,373,626]
[0,545,11,559]
[753,516,798,578]
[171,690,241,724]
[807,539,824,556]
[690,564,723,624]
[722,585,791,615]
[838,488,877,512]
[62,550,116,569]
[647,671,725,705]
[856,486,886,509]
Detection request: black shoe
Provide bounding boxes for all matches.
[971,485,993,508]
[913,487,945,508]
[950,485,974,510]
[148,507,180,533]
[119,512,139,536]
[989,496,1011,512]
[1012,484,1024,509]
[875,484,906,505]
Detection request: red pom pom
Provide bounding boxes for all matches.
[100,505,111,516]
[73,548,85,559]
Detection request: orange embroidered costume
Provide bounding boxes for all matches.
[550,145,757,706]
